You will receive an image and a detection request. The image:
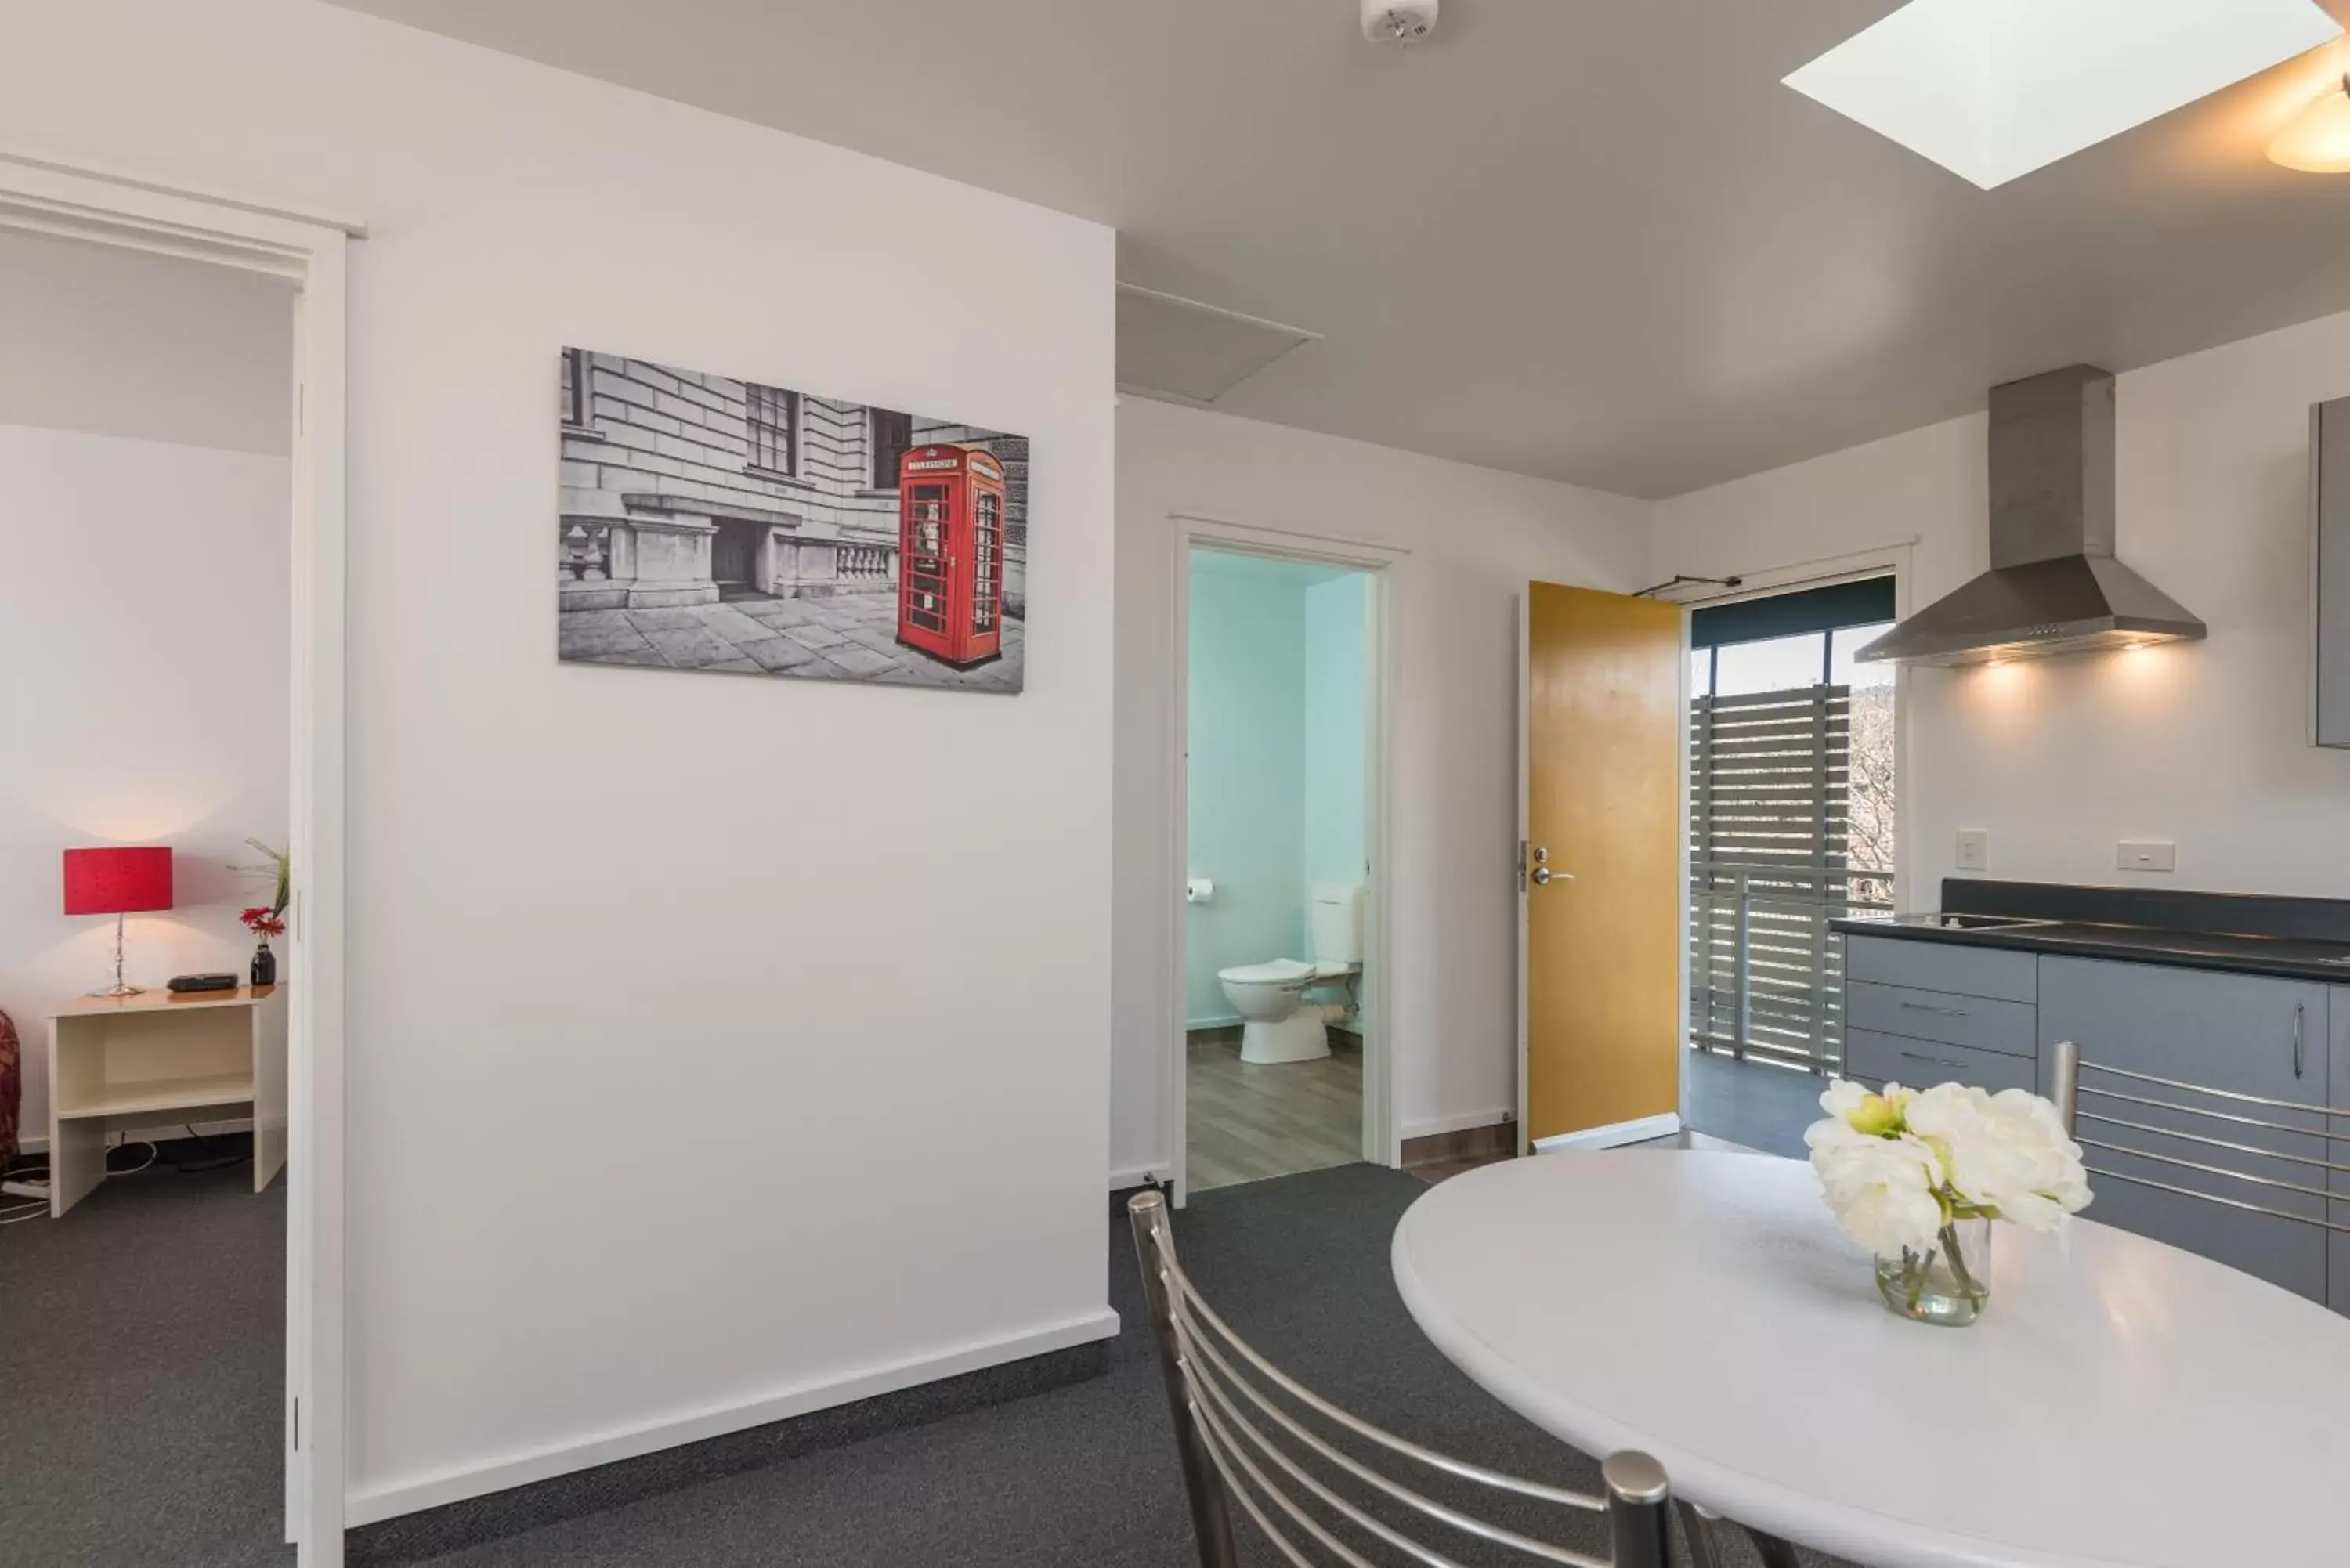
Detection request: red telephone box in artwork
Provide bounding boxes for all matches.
[896,443,1006,667]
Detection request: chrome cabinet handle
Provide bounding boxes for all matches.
[1531,867,1574,887]
[1898,1001,1969,1017]
[2294,1002,2307,1080]
[1900,1050,1969,1074]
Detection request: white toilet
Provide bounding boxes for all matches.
[1218,882,1365,1064]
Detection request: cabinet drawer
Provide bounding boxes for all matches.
[1844,1029,2037,1096]
[1845,935,2037,1003]
[1847,981,2037,1058]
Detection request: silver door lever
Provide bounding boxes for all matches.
[1531,868,1574,887]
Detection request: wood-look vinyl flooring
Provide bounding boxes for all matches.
[1187,1027,1362,1192]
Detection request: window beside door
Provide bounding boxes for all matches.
[1687,577,1896,1073]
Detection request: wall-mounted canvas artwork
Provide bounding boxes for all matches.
[557,348,1029,694]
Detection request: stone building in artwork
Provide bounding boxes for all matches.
[556,349,1029,617]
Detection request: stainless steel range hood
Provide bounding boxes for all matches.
[1857,365,2206,667]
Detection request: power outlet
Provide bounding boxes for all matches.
[2118,840,2177,873]
[1955,829,1990,873]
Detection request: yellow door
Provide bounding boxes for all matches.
[1524,582,1683,1147]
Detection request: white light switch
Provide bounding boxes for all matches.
[2118,840,2177,873]
[1955,829,1990,873]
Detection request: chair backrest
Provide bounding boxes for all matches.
[2049,1037,2350,1237]
[1127,1190,1672,1568]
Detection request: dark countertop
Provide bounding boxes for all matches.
[1831,914,2350,985]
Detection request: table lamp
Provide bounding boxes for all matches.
[63,846,174,997]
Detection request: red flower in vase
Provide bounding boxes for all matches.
[240,907,287,939]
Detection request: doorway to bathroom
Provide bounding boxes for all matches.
[1177,540,1385,1195]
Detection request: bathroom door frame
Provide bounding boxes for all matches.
[1166,513,1405,1205]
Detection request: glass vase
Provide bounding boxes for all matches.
[250,938,277,988]
[1875,1217,1990,1326]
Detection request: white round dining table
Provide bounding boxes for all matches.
[1390,1149,2350,1568]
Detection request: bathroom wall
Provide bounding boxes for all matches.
[1303,573,1372,894]
[1186,555,1308,1024]
[1184,552,1370,1026]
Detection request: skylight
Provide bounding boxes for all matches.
[1784,0,2343,189]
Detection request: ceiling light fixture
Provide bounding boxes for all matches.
[1361,0,1438,46]
[2269,74,2350,172]
[1785,0,2342,189]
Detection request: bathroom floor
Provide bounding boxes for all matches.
[1186,1025,1363,1192]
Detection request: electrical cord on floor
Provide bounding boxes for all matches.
[0,1125,240,1227]
[166,1122,249,1174]
[1,1155,49,1225]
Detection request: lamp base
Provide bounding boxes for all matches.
[91,912,144,998]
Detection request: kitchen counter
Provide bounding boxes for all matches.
[1831,879,2350,985]
[1830,914,2350,983]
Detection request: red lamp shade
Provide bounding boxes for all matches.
[62,847,175,916]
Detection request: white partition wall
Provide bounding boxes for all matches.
[0,0,1116,1534]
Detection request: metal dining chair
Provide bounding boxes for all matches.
[2050,1036,2350,1241]
[1127,1190,1681,1568]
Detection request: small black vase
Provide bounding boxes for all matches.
[251,940,277,988]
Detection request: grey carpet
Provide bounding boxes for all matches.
[0,1143,293,1567]
[0,1157,1850,1566]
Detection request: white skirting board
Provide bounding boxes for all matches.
[1532,1112,1682,1153]
[1108,1165,1162,1191]
[341,1308,1122,1527]
[1401,1108,1513,1140]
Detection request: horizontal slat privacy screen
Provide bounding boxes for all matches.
[1690,575,1895,648]
[1689,685,1860,1071]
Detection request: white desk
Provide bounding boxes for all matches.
[1391,1150,2350,1568]
[47,985,287,1216]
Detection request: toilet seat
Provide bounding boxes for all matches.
[1217,958,1358,985]
[1219,958,1317,985]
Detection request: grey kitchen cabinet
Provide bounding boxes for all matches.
[2038,956,2332,1304]
[1846,980,2037,1058]
[1845,1028,2036,1096]
[2333,988,2349,1314]
[2316,396,2350,749]
[1845,935,2037,1005]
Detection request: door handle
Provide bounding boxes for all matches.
[2294,1002,2307,1080]
[1531,868,1574,887]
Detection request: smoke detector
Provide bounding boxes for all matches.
[1362,0,1437,45]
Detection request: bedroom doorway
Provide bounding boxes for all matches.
[0,148,356,1565]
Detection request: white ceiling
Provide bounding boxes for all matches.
[327,0,2350,498]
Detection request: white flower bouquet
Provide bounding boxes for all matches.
[1806,1079,2093,1324]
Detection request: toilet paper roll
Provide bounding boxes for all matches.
[1185,878,1215,905]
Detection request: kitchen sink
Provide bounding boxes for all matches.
[1887,912,2062,934]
